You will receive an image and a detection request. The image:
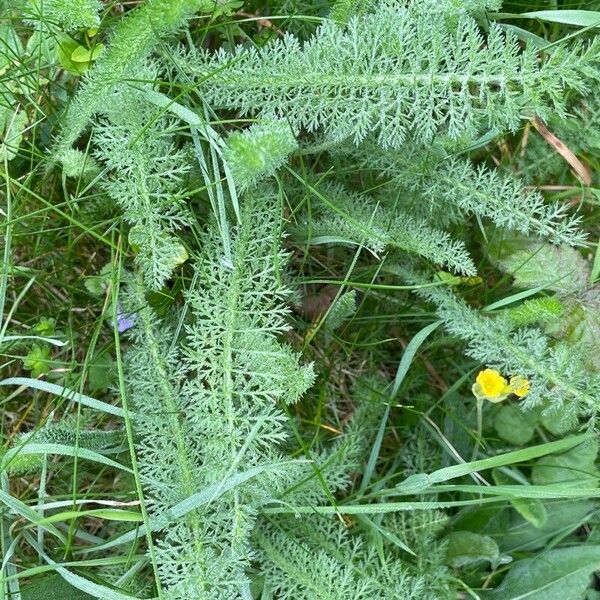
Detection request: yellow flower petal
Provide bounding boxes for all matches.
[475,369,509,399]
[509,375,530,398]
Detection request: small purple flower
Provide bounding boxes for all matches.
[116,305,136,333]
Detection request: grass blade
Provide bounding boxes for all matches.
[0,378,127,417]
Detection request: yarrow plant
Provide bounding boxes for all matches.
[2,0,600,598]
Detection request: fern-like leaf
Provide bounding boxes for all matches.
[223,119,298,191]
[28,0,101,31]
[93,78,191,290]
[256,516,429,599]
[125,194,314,599]
[186,0,599,148]
[54,0,209,154]
[293,184,477,274]
[343,142,585,246]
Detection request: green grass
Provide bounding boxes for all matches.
[2,0,600,598]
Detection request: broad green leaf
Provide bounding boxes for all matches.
[197,0,243,16]
[0,24,23,70]
[71,45,93,63]
[445,531,509,568]
[128,226,188,272]
[497,499,597,553]
[23,344,51,377]
[507,498,547,529]
[56,35,88,75]
[90,44,104,61]
[494,405,536,446]
[88,351,116,392]
[21,574,93,600]
[545,288,600,372]
[170,242,189,268]
[483,546,600,599]
[84,263,114,297]
[531,439,599,486]
[492,469,547,528]
[591,239,600,284]
[491,238,589,294]
[540,404,578,436]
[70,43,104,63]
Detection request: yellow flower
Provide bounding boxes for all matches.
[509,375,530,398]
[472,368,511,403]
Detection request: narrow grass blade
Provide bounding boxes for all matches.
[0,489,66,545]
[83,461,298,554]
[29,509,143,528]
[403,483,600,499]
[395,434,590,493]
[482,285,549,312]
[519,10,600,27]
[27,534,140,600]
[360,320,442,494]
[390,320,443,399]
[0,378,127,417]
[1,444,132,474]
[1,335,66,347]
